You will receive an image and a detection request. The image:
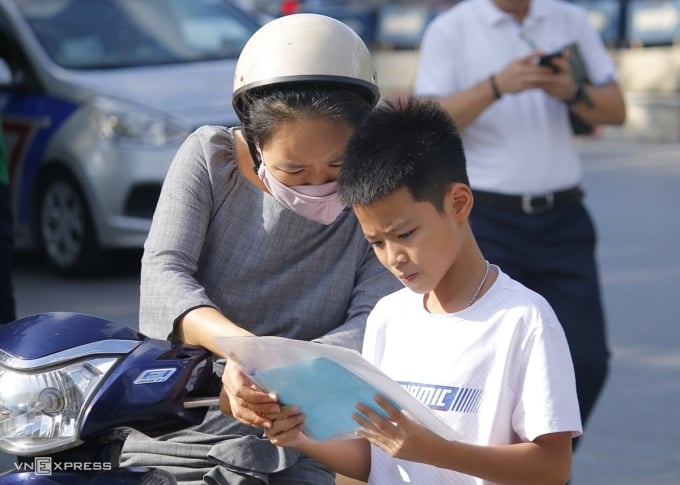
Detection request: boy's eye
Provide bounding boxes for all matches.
[398,229,415,240]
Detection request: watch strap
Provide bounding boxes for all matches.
[567,82,594,108]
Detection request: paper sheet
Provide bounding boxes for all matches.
[213,336,457,441]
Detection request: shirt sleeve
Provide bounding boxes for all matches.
[413,16,459,97]
[139,129,222,339]
[315,249,401,351]
[573,7,618,85]
[513,314,583,442]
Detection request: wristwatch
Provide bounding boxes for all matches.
[567,82,593,108]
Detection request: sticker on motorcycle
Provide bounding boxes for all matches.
[133,368,177,384]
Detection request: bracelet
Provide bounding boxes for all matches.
[489,74,502,100]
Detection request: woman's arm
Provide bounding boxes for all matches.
[143,130,281,426]
[175,307,282,427]
[176,306,252,354]
[178,308,282,429]
[140,131,225,338]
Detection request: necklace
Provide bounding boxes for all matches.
[467,260,490,307]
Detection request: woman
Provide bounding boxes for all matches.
[120,14,400,485]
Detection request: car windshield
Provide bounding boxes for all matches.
[14,0,259,69]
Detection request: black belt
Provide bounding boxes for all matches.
[472,187,583,214]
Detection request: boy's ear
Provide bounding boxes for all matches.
[448,183,473,220]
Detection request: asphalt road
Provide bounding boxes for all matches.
[2,137,679,483]
[569,138,680,484]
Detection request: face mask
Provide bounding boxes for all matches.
[257,163,345,225]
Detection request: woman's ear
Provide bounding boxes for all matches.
[448,183,473,220]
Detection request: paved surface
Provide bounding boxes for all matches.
[1,137,679,483]
[570,137,680,484]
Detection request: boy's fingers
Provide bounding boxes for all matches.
[355,402,380,421]
[353,411,378,433]
[354,403,393,431]
[271,413,304,433]
[263,405,301,420]
[266,416,306,445]
[232,387,280,417]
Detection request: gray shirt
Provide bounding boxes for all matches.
[140,125,400,350]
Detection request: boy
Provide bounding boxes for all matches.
[264,98,582,484]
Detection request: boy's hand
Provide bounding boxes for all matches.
[353,395,440,463]
[263,405,310,448]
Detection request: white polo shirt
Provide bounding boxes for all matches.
[414,0,617,195]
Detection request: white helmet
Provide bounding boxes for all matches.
[232,13,379,119]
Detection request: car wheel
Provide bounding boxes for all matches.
[33,169,104,276]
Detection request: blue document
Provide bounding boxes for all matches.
[213,336,457,442]
[252,357,397,441]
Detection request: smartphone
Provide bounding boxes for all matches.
[538,50,562,73]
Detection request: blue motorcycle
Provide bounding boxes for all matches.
[0,312,220,484]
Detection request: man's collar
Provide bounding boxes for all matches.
[479,0,549,28]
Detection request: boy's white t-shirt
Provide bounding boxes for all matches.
[362,268,582,485]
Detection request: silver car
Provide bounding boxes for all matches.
[0,0,259,275]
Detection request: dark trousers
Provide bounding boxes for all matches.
[470,198,609,432]
[0,183,15,324]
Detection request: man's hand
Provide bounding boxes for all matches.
[533,48,575,101]
[493,50,572,101]
[492,51,551,95]
[220,359,280,428]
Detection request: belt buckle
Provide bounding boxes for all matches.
[521,193,554,214]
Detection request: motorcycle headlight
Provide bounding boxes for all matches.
[0,357,118,455]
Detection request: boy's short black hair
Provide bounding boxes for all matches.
[338,97,469,212]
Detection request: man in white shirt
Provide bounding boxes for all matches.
[413,0,625,434]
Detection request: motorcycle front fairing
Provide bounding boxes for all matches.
[0,312,216,483]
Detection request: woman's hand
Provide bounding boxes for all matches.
[220,359,280,428]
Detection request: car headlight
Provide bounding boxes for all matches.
[89,96,191,146]
[0,357,118,456]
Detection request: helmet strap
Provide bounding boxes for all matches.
[246,139,262,173]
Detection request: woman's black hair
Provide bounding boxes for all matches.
[239,83,374,168]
